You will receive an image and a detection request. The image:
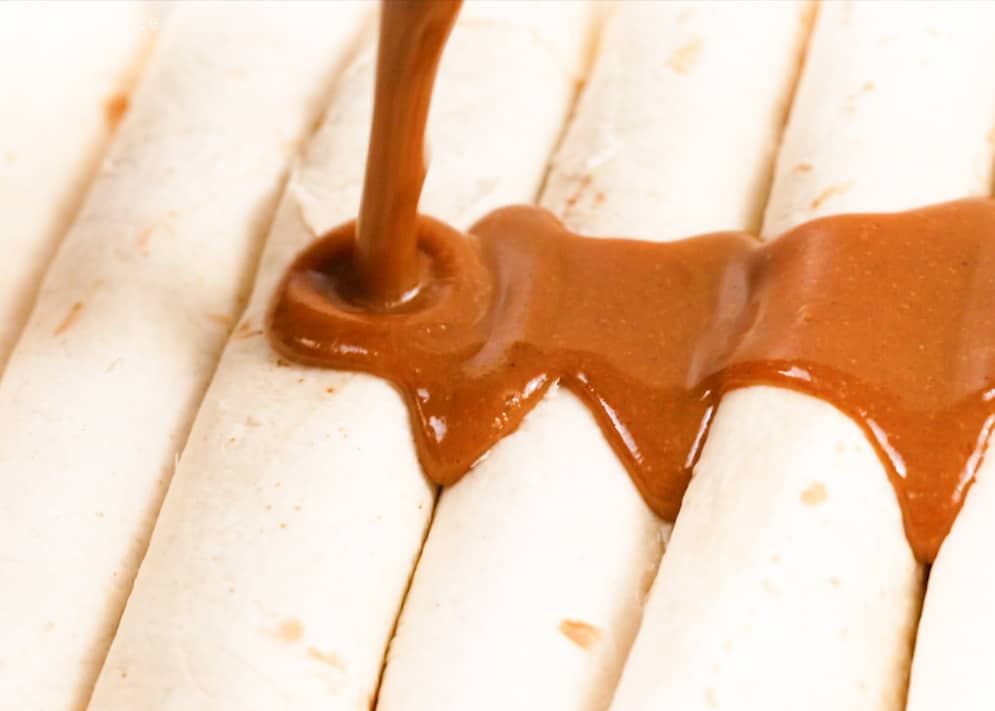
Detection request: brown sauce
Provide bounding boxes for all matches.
[354,0,461,305]
[267,0,995,563]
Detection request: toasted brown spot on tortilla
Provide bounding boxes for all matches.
[276,358,290,367]
[559,619,601,649]
[105,91,130,128]
[801,481,828,506]
[844,81,876,112]
[794,162,813,173]
[810,182,852,210]
[326,387,336,394]
[135,226,154,254]
[274,618,304,643]
[666,37,704,74]
[307,646,346,669]
[54,302,84,336]
[564,174,592,209]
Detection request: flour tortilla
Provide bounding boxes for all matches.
[0,1,153,370]
[375,4,811,711]
[907,454,995,710]
[0,4,365,710]
[907,24,995,693]
[610,3,995,710]
[85,3,595,710]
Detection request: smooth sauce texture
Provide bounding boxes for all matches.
[354,0,461,305]
[267,0,995,563]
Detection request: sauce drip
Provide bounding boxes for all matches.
[354,0,461,305]
[267,0,995,563]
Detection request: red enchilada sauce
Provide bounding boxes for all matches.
[268,0,995,563]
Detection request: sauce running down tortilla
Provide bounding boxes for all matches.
[268,0,995,563]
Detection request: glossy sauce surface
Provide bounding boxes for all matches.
[271,201,995,562]
[268,1,995,563]
[354,0,461,305]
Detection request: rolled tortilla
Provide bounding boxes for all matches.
[907,452,995,709]
[908,201,995,711]
[85,3,594,710]
[609,3,995,710]
[0,1,153,370]
[375,4,810,711]
[0,4,366,710]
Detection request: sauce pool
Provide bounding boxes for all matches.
[267,0,995,563]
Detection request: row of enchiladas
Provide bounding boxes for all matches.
[1,1,993,709]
